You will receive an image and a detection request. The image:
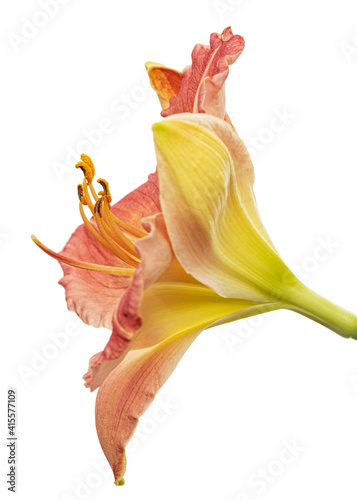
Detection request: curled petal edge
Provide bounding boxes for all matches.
[58,172,161,330]
[83,213,174,391]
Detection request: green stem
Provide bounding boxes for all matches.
[284,283,357,340]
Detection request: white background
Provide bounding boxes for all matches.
[2,0,357,499]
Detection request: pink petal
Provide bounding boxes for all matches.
[83,213,174,391]
[162,27,244,119]
[59,173,161,329]
[95,329,200,485]
[110,172,161,228]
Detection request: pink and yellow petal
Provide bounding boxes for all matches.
[168,113,277,251]
[59,173,161,329]
[153,117,294,302]
[83,213,175,391]
[84,206,282,391]
[95,286,282,484]
[95,328,201,485]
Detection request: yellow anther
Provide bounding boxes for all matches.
[75,154,95,184]
[75,161,94,184]
[97,178,112,203]
[77,184,87,205]
[81,153,94,172]
[94,197,103,217]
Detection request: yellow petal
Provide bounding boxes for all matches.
[153,115,296,302]
[169,113,278,251]
[133,258,282,350]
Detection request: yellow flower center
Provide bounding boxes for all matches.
[74,154,143,268]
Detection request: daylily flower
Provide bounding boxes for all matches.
[32,27,357,487]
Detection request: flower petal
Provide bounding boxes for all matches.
[90,201,283,480]
[161,27,244,119]
[145,62,183,110]
[109,172,161,230]
[95,293,282,484]
[84,207,282,391]
[59,173,160,329]
[95,329,200,485]
[166,113,277,250]
[153,116,294,302]
[83,212,174,390]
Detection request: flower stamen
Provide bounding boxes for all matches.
[82,178,96,213]
[77,184,87,206]
[110,214,148,238]
[97,178,112,204]
[102,197,137,256]
[78,202,118,256]
[94,198,103,218]
[76,157,140,267]
[93,199,140,267]
[89,181,100,204]
[31,235,135,276]
[33,154,145,277]
[75,153,95,184]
